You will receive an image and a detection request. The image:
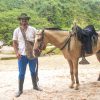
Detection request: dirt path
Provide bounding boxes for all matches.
[0,55,100,100]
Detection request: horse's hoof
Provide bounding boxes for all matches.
[74,87,79,90]
[74,84,79,90]
[69,86,74,89]
[69,85,74,89]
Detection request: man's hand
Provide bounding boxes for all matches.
[16,52,21,59]
[13,40,21,59]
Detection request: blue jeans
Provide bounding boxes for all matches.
[18,55,38,80]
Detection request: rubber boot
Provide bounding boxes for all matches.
[15,79,24,97]
[31,75,42,91]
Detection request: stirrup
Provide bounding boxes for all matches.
[79,57,90,64]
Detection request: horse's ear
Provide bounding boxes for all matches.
[36,29,42,35]
[39,29,42,33]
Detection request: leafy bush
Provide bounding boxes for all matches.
[0,0,100,45]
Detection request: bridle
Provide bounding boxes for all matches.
[37,29,45,50]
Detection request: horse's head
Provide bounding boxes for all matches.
[34,29,48,57]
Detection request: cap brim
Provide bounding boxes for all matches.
[17,17,31,20]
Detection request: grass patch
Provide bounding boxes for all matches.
[41,47,62,55]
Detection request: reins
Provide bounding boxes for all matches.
[38,30,45,50]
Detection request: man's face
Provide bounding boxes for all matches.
[20,19,29,26]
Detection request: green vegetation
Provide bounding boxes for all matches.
[0,0,100,45]
[42,47,61,55]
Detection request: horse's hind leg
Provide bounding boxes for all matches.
[96,51,100,81]
[67,59,75,88]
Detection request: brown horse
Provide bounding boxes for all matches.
[34,26,100,90]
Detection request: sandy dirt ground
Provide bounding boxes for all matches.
[0,55,100,100]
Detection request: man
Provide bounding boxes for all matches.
[13,13,40,97]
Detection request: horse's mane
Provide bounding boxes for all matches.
[44,27,63,30]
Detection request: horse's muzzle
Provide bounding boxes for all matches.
[34,49,41,57]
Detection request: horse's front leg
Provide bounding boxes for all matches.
[67,59,75,88]
[73,58,79,90]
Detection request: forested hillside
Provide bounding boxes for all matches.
[0,0,100,45]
